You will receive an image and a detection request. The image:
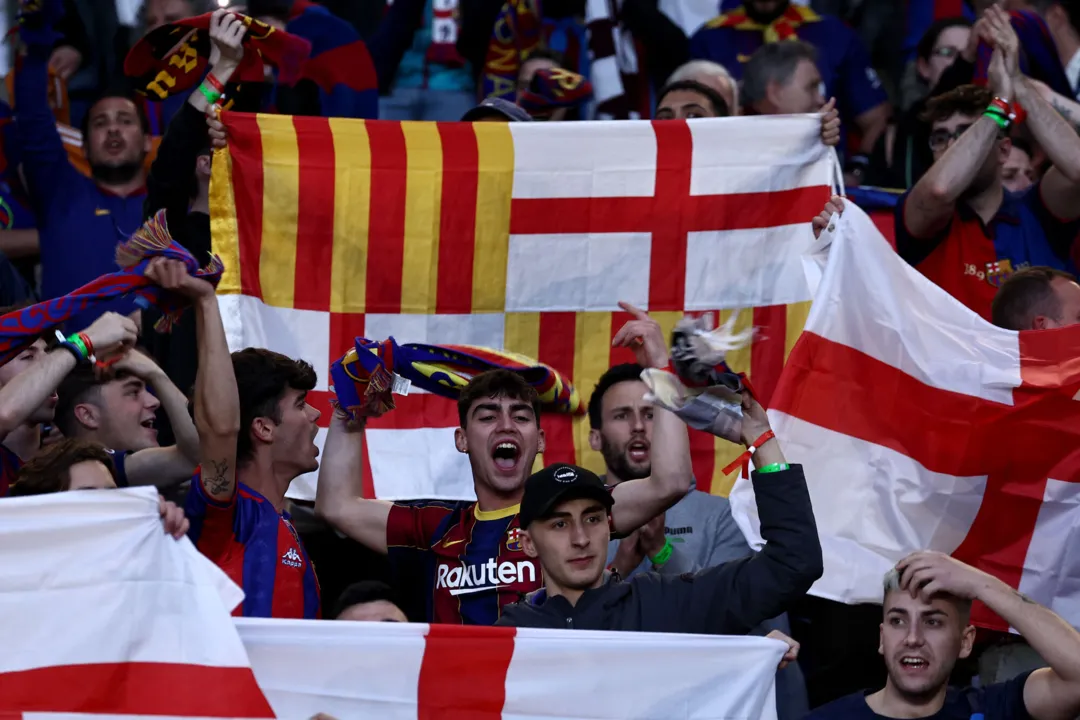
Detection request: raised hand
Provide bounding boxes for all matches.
[819,98,840,147]
[738,390,772,446]
[985,5,1020,100]
[144,257,215,300]
[83,312,139,357]
[612,301,669,369]
[108,348,164,381]
[207,9,247,71]
[895,550,998,602]
[811,195,845,239]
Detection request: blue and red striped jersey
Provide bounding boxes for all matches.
[185,471,321,619]
[0,443,22,497]
[387,501,541,625]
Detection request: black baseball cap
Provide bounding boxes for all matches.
[461,97,533,123]
[519,463,614,529]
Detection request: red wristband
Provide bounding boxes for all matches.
[721,429,776,476]
[77,332,94,357]
[205,73,225,93]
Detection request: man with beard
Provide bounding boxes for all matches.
[689,0,889,157]
[147,258,322,618]
[593,363,810,720]
[316,303,693,625]
[0,311,138,496]
[14,13,151,324]
[53,350,200,490]
[896,8,1080,320]
[805,552,1080,720]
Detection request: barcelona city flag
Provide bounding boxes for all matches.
[209,113,837,501]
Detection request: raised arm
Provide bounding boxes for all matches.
[145,258,238,502]
[987,8,1080,224]
[0,313,136,442]
[903,30,1015,241]
[896,552,1080,720]
[315,410,392,554]
[608,302,692,534]
[12,23,79,211]
[110,350,200,488]
[654,397,822,635]
[146,10,246,229]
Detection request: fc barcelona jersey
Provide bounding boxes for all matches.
[387,501,541,625]
[185,471,321,619]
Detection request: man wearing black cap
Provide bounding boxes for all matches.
[497,398,822,633]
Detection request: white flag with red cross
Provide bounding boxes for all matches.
[729,204,1080,632]
[1,488,787,719]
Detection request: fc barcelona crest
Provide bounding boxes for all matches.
[506,527,522,551]
[985,259,1016,288]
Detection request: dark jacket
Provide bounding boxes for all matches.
[496,465,822,633]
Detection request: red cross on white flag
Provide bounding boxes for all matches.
[730,204,1080,632]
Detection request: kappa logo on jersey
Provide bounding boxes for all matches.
[506,527,522,551]
[436,559,537,596]
[281,547,303,568]
[554,467,577,483]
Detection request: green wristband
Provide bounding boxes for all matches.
[983,109,1009,130]
[756,462,790,474]
[66,333,88,359]
[197,83,222,105]
[649,537,674,567]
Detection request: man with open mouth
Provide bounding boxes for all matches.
[316,302,696,625]
[805,552,1080,720]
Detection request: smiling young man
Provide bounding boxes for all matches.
[494,391,822,634]
[54,350,200,490]
[316,303,694,625]
[805,552,1080,720]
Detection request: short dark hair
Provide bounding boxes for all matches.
[54,366,104,438]
[916,17,972,62]
[456,370,541,428]
[81,90,151,140]
[920,84,992,124]
[656,80,730,117]
[741,40,818,108]
[232,348,318,463]
[333,581,399,619]
[588,363,645,430]
[9,438,116,496]
[991,266,1078,330]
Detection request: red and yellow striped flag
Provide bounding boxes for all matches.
[210,112,836,501]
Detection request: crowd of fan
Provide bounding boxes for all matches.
[3,0,1080,719]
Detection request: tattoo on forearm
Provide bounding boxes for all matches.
[1013,589,1038,605]
[1050,98,1080,133]
[205,459,231,496]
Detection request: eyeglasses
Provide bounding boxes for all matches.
[931,46,961,59]
[928,123,974,152]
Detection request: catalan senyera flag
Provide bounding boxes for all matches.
[210,112,837,502]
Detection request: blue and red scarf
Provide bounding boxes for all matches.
[0,210,223,366]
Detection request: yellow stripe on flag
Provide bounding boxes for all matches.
[573,312,612,474]
[504,312,541,360]
[400,122,443,314]
[472,123,514,312]
[504,312,544,471]
[711,308,754,497]
[785,301,813,361]
[209,146,242,295]
[256,114,300,309]
[328,118,371,314]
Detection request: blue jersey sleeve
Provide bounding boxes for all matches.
[977,671,1033,720]
[833,19,888,118]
